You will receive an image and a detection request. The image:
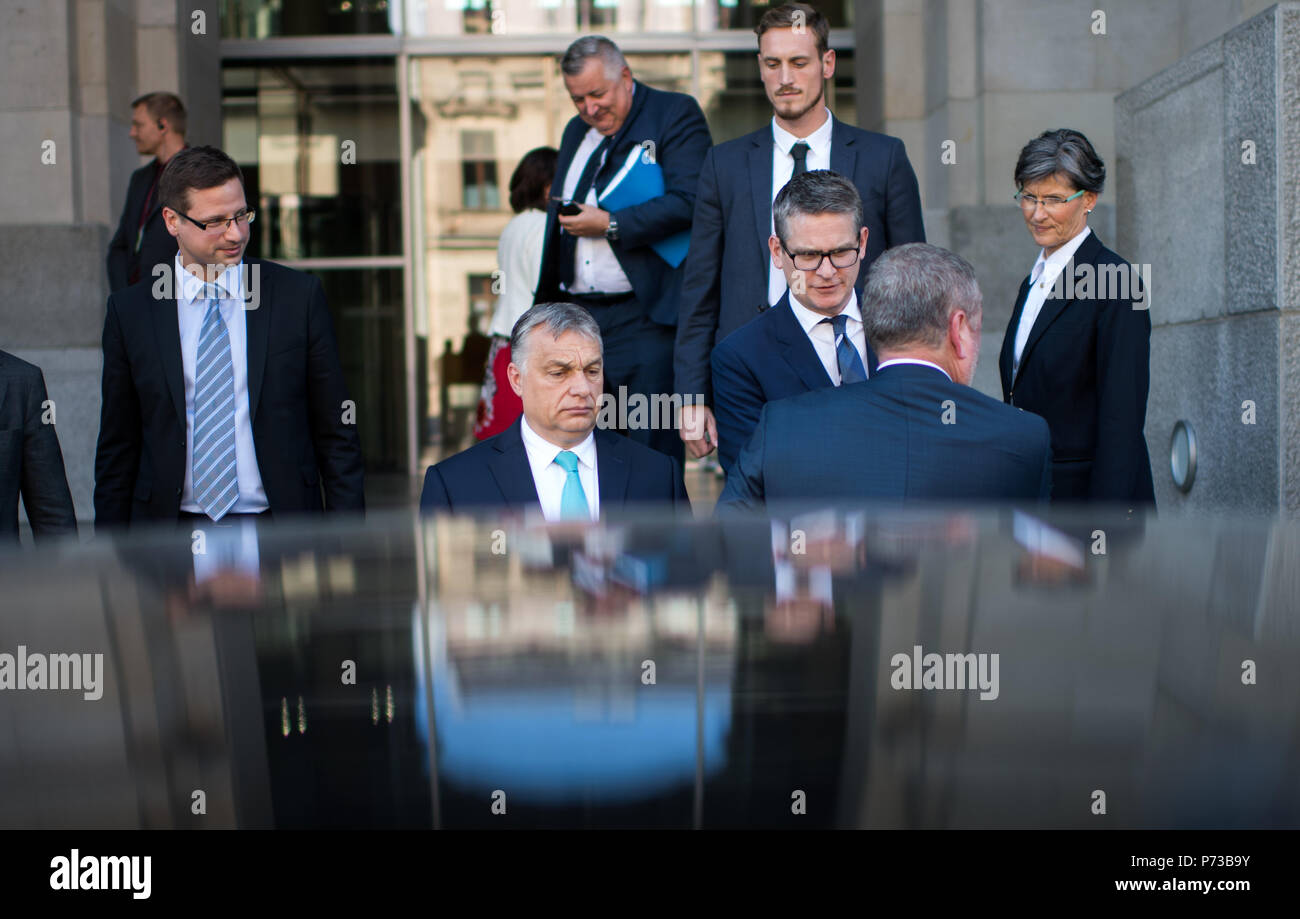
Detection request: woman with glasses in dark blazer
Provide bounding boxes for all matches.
[999,128,1155,509]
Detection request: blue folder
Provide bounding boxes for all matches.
[598,146,691,268]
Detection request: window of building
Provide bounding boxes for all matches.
[461,131,500,211]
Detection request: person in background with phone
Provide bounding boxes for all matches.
[475,147,558,440]
[533,35,712,469]
[106,92,188,293]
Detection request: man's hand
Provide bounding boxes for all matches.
[558,203,612,238]
[680,404,717,459]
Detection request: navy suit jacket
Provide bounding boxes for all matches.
[0,351,77,542]
[999,231,1155,506]
[674,116,924,403]
[534,81,712,328]
[710,291,879,473]
[420,419,690,516]
[106,158,179,293]
[718,363,1052,511]
[94,258,365,528]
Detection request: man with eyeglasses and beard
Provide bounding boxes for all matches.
[95,145,364,529]
[709,170,876,474]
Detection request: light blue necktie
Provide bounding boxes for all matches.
[192,283,239,521]
[827,313,868,385]
[553,450,590,520]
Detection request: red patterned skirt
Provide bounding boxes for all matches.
[474,336,523,440]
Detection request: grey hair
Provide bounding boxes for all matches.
[509,302,603,370]
[861,243,982,351]
[1014,128,1105,194]
[772,170,863,245]
[560,36,628,80]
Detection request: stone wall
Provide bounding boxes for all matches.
[1117,4,1300,512]
[0,1,219,527]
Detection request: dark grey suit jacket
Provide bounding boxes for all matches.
[0,350,77,541]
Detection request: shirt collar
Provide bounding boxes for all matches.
[874,357,953,381]
[1031,225,1091,283]
[788,288,860,336]
[175,254,244,306]
[772,108,833,159]
[520,417,597,470]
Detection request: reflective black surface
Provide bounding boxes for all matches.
[1,508,1297,828]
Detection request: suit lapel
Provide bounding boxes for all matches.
[244,259,271,421]
[488,421,543,507]
[749,131,774,262]
[155,268,186,429]
[770,293,833,391]
[829,116,857,181]
[1001,275,1032,394]
[594,430,630,508]
[1013,232,1104,388]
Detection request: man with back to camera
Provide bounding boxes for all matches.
[718,243,1053,511]
[95,145,364,529]
[675,2,925,462]
[107,92,188,293]
[421,302,689,518]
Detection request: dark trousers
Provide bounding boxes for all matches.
[573,292,684,467]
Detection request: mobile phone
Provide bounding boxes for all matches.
[558,200,582,217]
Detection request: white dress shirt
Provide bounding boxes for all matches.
[519,418,600,521]
[1012,225,1092,374]
[560,87,635,295]
[175,256,269,514]
[875,357,952,381]
[788,289,869,386]
[769,108,834,306]
[488,208,548,338]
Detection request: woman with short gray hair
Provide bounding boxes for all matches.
[997,128,1155,507]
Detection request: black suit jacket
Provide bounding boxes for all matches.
[94,258,365,528]
[718,363,1052,511]
[534,81,713,328]
[710,291,879,472]
[674,116,924,403]
[0,351,77,542]
[420,418,690,516]
[998,231,1155,506]
[106,159,179,293]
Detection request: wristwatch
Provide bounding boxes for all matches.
[605,216,619,241]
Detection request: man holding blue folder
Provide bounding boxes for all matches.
[534,36,712,467]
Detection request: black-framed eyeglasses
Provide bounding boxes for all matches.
[177,209,256,233]
[779,240,860,272]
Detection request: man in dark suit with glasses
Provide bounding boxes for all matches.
[709,170,877,473]
[95,146,364,529]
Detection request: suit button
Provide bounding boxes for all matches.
[757,303,766,313]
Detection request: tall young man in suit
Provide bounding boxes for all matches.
[710,170,877,473]
[106,92,187,293]
[718,244,1052,511]
[421,302,689,518]
[533,36,712,468]
[675,2,925,460]
[95,145,364,529]
[0,350,77,542]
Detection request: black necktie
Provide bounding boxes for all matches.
[558,136,612,289]
[790,141,810,177]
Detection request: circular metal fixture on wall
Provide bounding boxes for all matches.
[1169,420,1197,493]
